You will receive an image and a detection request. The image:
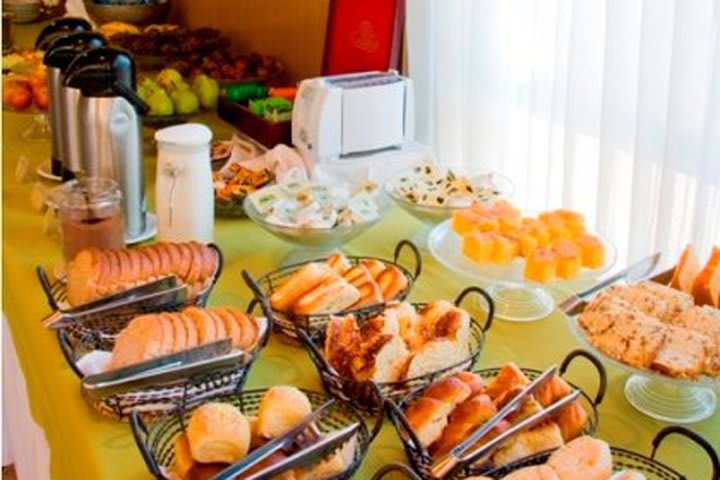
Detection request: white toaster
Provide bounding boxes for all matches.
[292,70,415,165]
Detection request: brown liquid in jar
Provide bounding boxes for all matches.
[61,211,125,261]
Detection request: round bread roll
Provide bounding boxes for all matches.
[547,436,613,480]
[257,386,313,439]
[187,402,250,464]
[503,465,560,480]
[453,371,485,395]
[405,397,450,448]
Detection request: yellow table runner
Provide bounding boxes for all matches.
[2,22,718,480]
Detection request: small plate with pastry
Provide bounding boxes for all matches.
[385,349,606,479]
[255,239,422,342]
[370,425,719,480]
[37,241,223,341]
[296,286,495,411]
[567,245,720,423]
[130,385,384,480]
[58,272,272,421]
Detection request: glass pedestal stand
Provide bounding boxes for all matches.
[624,374,717,424]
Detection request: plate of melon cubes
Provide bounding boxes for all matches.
[428,199,616,286]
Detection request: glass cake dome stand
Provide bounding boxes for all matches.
[428,219,616,322]
[568,315,718,424]
[384,171,514,250]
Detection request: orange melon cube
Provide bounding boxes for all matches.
[524,248,557,283]
[575,234,605,269]
[462,232,494,264]
[490,199,522,220]
[522,218,552,246]
[544,218,575,241]
[499,216,522,233]
[505,228,539,258]
[492,234,520,264]
[552,239,582,280]
[452,210,480,235]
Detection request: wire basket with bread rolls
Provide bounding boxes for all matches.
[369,425,719,479]
[55,271,273,421]
[130,386,385,480]
[37,242,224,342]
[256,239,422,342]
[296,286,495,411]
[385,350,607,479]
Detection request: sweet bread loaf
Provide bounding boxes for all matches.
[405,397,450,448]
[66,242,219,306]
[186,402,251,463]
[110,306,261,370]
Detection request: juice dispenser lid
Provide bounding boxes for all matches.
[155,123,213,147]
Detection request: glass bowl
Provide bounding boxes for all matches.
[384,170,514,248]
[243,187,391,262]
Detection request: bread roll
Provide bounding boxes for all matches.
[326,253,351,274]
[342,264,373,287]
[243,451,296,480]
[423,376,472,408]
[453,371,485,395]
[270,263,334,311]
[534,375,572,407]
[257,386,313,439]
[173,433,195,479]
[360,259,387,279]
[376,266,408,301]
[351,279,385,309]
[405,339,463,380]
[502,466,560,480]
[405,397,450,448]
[554,400,588,441]
[293,278,361,314]
[484,363,530,401]
[431,394,498,456]
[492,422,564,466]
[294,434,357,480]
[547,436,613,480]
[187,402,250,464]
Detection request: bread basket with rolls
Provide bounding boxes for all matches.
[255,239,423,343]
[130,386,386,480]
[296,286,495,412]
[370,424,720,480]
[385,349,608,479]
[36,242,224,343]
[56,271,273,421]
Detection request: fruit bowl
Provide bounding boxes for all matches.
[243,188,391,264]
[384,167,514,249]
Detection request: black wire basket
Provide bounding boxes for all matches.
[386,349,607,479]
[254,239,422,343]
[36,243,225,344]
[371,424,720,480]
[130,387,386,480]
[297,286,495,413]
[56,270,273,421]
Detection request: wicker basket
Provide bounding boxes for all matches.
[57,270,273,421]
[386,349,607,479]
[130,388,385,480]
[255,239,422,343]
[297,286,495,412]
[371,425,720,480]
[36,243,224,344]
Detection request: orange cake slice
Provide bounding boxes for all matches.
[524,248,557,283]
[492,234,520,264]
[505,228,539,258]
[462,232,494,264]
[575,233,605,269]
[553,239,582,280]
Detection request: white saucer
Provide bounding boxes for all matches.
[126,213,157,244]
[36,162,62,182]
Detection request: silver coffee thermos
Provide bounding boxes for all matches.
[64,47,150,241]
[43,31,106,181]
[35,18,92,178]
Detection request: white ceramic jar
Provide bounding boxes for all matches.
[155,123,214,243]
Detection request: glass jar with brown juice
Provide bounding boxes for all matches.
[58,177,125,261]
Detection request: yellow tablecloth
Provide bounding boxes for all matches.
[2,22,718,480]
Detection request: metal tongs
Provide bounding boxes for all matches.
[558,252,661,316]
[430,366,581,479]
[81,339,248,399]
[42,277,188,329]
[210,400,360,480]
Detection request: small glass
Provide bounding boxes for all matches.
[57,177,125,261]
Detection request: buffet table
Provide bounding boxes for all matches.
[2,22,718,480]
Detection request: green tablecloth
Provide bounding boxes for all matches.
[3,22,718,480]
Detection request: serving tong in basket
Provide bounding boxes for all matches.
[558,252,661,316]
[41,276,188,329]
[81,338,250,400]
[429,365,581,479]
[210,399,361,480]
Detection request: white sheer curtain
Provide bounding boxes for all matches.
[406,0,720,267]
